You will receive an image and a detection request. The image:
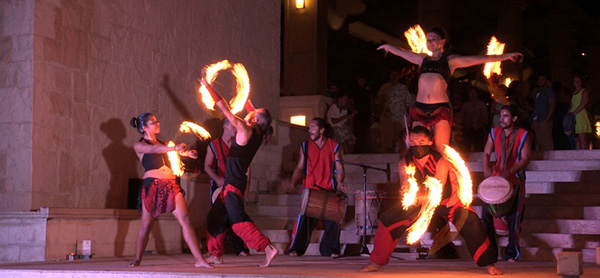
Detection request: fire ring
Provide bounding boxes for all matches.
[199,60,250,115]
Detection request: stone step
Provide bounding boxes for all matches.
[505,247,597,263]
[467,160,600,172]
[465,150,600,161]
[498,233,600,249]
[524,194,600,206]
[258,194,302,206]
[470,205,600,220]
[522,219,600,234]
[252,216,296,230]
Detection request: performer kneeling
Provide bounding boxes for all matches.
[201,78,278,267]
[481,105,532,262]
[284,118,345,257]
[129,113,212,268]
[359,126,501,275]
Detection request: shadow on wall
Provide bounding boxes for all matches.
[100,118,138,209]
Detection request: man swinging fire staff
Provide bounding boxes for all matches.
[200,78,278,267]
[359,126,502,275]
[482,105,532,262]
[284,117,346,257]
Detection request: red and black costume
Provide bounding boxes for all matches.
[369,150,497,267]
[288,139,341,256]
[482,127,529,260]
[409,55,454,128]
[206,129,271,254]
[206,137,248,257]
[138,138,182,218]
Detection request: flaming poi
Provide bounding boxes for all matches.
[401,145,473,244]
[198,60,250,115]
[483,36,510,105]
[167,141,184,177]
[179,121,211,140]
[404,25,432,56]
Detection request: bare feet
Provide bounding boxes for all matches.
[129,259,141,267]
[260,244,279,267]
[195,258,214,268]
[288,251,298,257]
[206,255,223,265]
[238,251,249,257]
[486,265,503,275]
[330,253,340,258]
[507,258,516,263]
[359,262,383,272]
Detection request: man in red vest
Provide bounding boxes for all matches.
[204,118,249,264]
[285,117,346,257]
[482,105,532,262]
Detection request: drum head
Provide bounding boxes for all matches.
[478,176,513,204]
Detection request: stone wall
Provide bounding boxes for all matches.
[0,0,34,211]
[0,0,282,211]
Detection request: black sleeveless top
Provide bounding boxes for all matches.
[224,128,263,187]
[419,54,451,83]
[139,138,171,172]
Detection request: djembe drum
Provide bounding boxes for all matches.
[355,190,384,236]
[478,176,515,216]
[299,188,347,224]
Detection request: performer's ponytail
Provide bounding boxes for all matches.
[130,112,154,134]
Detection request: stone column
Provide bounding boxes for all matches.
[0,0,34,211]
[282,0,328,96]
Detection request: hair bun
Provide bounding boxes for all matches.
[130,117,139,128]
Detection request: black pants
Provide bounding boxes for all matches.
[288,214,341,256]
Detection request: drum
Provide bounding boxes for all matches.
[355,190,384,236]
[478,176,515,217]
[299,188,347,223]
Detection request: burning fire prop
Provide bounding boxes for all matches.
[179,121,211,140]
[402,145,473,244]
[483,37,510,105]
[198,60,250,115]
[167,141,184,177]
[404,25,432,56]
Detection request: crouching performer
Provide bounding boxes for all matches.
[359,126,502,275]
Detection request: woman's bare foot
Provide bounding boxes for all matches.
[359,262,383,272]
[330,253,340,258]
[486,265,503,275]
[238,251,249,257]
[206,255,223,265]
[195,258,214,268]
[288,251,298,257]
[259,244,279,267]
[128,259,141,267]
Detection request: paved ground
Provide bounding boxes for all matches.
[1,254,598,278]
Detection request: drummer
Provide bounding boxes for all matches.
[283,117,346,257]
[360,126,501,275]
[482,105,532,262]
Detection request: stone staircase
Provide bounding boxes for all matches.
[246,150,600,262]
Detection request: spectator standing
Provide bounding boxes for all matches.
[569,75,592,149]
[531,75,556,151]
[461,87,489,151]
[327,93,356,154]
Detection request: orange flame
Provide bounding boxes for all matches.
[404,25,432,56]
[179,121,211,140]
[402,164,420,210]
[167,141,184,177]
[406,176,443,244]
[441,144,473,207]
[483,36,505,79]
[198,60,250,115]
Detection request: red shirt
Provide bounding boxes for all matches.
[303,138,340,191]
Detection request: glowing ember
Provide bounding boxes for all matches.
[402,164,420,210]
[504,77,512,87]
[404,25,432,56]
[483,36,505,79]
[406,176,443,244]
[167,141,184,177]
[198,60,250,115]
[595,121,600,138]
[441,144,473,207]
[179,121,211,140]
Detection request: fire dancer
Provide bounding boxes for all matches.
[284,117,346,257]
[200,78,278,267]
[359,126,501,275]
[204,118,250,264]
[378,27,522,152]
[482,105,532,262]
[129,113,212,268]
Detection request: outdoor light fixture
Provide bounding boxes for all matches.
[290,115,306,126]
[295,0,305,9]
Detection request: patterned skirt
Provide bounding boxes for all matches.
[141,178,182,218]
